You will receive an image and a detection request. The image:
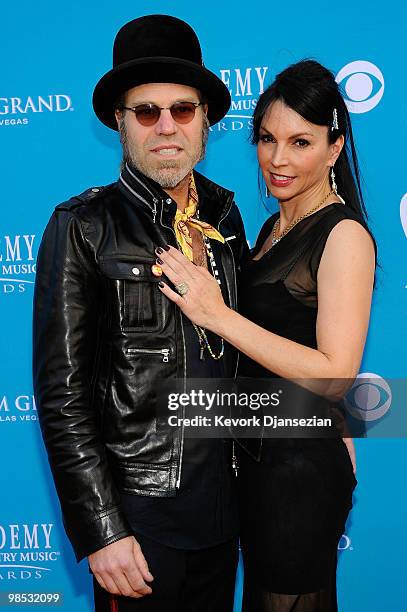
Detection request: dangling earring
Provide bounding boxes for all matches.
[330,166,337,193]
[330,165,346,204]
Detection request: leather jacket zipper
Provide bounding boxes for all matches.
[158,199,187,488]
[218,198,240,475]
[122,164,159,224]
[232,442,239,477]
[218,199,239,378]
[176,318,187,488]
[126,347,170,363]
[152,197,158,223]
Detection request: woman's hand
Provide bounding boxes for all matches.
[156,245,228,331]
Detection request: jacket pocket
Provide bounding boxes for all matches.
[99,257,164,332]
[126,347,171,363]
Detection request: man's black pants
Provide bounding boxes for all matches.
[92,533,239,612]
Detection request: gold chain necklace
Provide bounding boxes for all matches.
[271,190,335,247]
[188,228,224,361]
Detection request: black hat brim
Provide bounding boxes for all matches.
[93,56,231,130]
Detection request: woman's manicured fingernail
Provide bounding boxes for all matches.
[156,257,163,265]
[156,247,163,254]
[163,244,171,251]
[158,281,165,288]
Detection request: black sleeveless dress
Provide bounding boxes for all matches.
[237,204,360,610]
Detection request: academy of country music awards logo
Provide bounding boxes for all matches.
[0,95,73,127]
[0,233,37,295]
[210,66,269,132]
[0,522,61,581]
[0,394,37,424]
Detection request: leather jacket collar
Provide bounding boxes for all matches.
[118,163,234,230]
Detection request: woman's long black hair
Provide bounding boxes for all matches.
[252,59,377,256]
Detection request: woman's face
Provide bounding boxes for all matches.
[257,99,343,201]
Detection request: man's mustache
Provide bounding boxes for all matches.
[145,139,185,150]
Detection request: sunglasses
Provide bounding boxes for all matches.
[120,101,203,126]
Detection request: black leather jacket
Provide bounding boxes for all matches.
[33,164,248,561]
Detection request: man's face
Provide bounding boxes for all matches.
[115,83,209,188]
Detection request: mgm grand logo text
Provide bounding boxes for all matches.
[0,234,36,294]
[210,66,269,133]
[0,95,73,126]
[0,523,60,581]
[0,395,37,423]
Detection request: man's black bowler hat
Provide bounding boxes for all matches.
[93,14,231,130]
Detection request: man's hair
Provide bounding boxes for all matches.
[114,92,126,112]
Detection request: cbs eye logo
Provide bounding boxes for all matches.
[336,61,384,113]
[344,373,392,421]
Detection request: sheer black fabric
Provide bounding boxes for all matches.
[237,204,362,610]
[242,533,338,611]
[248,203,366,309]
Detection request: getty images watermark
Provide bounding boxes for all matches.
[166,388,332,432]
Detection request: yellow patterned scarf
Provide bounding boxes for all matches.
[173,172,225,261]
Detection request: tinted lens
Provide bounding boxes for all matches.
[132,102,198,126]
[170,102,197,124]
[134,104,161,126]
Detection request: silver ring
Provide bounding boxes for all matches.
[175,281,189,296]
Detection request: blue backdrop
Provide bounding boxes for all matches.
[1,1,406,610]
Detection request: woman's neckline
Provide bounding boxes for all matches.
[251,201,345,263]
